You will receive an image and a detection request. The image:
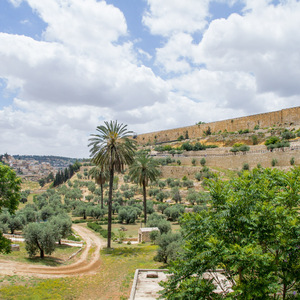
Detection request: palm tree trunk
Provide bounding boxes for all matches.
[143,181,147,224]
[107,165,114,248]
[100,182,104,209]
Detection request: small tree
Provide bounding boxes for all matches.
[271,158,278,167]
[118,207,138,224]
[242,163,250,171]
[50,215,72,244]
[200,158,206,167]
[24,222,57,258]
[129,153,160,224]
[154,232,183,264]
[171,187,181,203]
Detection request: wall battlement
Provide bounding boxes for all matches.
[136,106,300,145]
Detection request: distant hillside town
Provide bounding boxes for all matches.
[0,154,84,182]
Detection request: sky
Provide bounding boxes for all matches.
[0,0,299,158]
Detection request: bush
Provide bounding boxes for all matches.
[230,143,250,153]
[147,215,171,234]
[154,232,183,263]
[251,135,258,145]
[290,157,295,166]
[265,136,280,146]
[271,158,278,167]
[182,179,194,189]
[195,167,214,181]
[164,205,185,221]
[150,230,160,244]
[242,163,250,171]
[267,141,290,151]
[87,222,114,239]
[118,207,138,224]
[238,129,249,134]
[181,142,193,151]
[200,158,206,167]
[281,130,296,140]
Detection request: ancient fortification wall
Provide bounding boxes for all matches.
[136,106,300,145]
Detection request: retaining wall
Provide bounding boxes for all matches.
[159,147,300,179]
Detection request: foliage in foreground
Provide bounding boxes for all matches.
[161,167,300,299]
[0,163,21,253]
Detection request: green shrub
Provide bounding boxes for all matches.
[290,157,295,166]
[200,158,206,166]
[271,158,278,167]
[251,135,258,145]
[281,130,296,140]
[238,129,249,134]
[230,143,250,153]
[265,136,280,146]
[242,163,250,171]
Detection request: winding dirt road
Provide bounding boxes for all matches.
[0,224,103,278]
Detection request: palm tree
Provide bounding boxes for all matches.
[129,153,160,224]
[89,121,136,248]
[89,165,108,209]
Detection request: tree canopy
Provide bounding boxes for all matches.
[161,167,300,299]
[129,153,160,223]
[88,120,136,248]
[0,163,21,253]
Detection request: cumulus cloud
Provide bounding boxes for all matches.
[0,0,169,110]
[194,1,300,98]
[1,0,300,157]
[143,0,210,36]
[144,0,300,113]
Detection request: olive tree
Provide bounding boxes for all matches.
[24,222,57,258]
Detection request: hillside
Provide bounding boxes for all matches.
[138,121,300,176]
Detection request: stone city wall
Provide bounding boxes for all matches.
[136,106,300,145]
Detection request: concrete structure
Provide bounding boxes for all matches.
[129,269,234,299]
[138,227,159,243]
[129,269,169,300]
[136,106,300,145]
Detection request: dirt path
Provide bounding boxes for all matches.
[0,224,103,278]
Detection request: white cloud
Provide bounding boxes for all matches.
[155,33,196,73]
[0,0,169,110]
[1,0,300,157]
[194,1,300,98]
[143,0,210,36]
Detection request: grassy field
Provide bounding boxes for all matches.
[0,244,163,300]
[0,242,81,266]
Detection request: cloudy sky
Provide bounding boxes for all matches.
[0,0,299,158]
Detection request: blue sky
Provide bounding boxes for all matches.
[0,0,299,157]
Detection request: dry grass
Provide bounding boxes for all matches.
[0,244,162,300]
